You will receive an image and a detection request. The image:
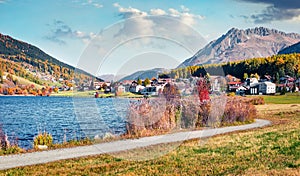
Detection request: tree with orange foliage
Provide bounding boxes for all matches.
[22,89,28,95]
[37,89,42,96]
[14,86,22,94]
[7,88,15,95]
[54,87,59,93]
[30,89,37,96]
[0,86,3,94]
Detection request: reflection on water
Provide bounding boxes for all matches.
[0,96,130,149]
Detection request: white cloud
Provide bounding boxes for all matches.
[114,3,148,18]
[79,0,103,8]
[180,5,190,12]
[150,8,167,16]
[114,3,205,26]
[168,8,181,17]
[93,3,103,8]
[113,3,119,7]
[290,14,300,21]
[109,3,206,51]
[167,8,204,25]
[77,4,207,76]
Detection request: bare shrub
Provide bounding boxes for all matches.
[126,78,258,137]
[126,98,176,136]
[222,97,257,124]
[181,97,199,128]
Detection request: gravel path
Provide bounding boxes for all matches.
[0,119,270,170]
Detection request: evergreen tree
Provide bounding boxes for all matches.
[275,72,280,84]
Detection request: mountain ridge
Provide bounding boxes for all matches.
[278,41,300,54]
[119,68,168,81]
[0,33,72,69]
[179,27,300,67]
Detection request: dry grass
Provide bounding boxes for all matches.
[1,104,299,175]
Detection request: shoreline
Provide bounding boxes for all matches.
[0,119,271,170]
[0,92,144,98]
[0,94,35,97]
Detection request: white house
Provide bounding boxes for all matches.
[236,86,247,95]
[249,83,259,95]
[117,85,126,93]
[245,78,259,86]
[259,82,276,95]
[129,85,145,93]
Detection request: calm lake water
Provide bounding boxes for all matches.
[0,96,131,149]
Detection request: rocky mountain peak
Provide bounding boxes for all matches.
[179,27,300,67]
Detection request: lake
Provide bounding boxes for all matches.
[0,96,131,149]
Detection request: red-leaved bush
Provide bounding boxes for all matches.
[196,78,210,103]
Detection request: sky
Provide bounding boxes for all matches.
[0,0,300,77]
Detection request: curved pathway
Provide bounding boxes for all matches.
[0,119,270,170]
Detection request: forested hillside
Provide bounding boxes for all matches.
[163,53,300,82]
[0,33,73,69]
[0,33,95,88]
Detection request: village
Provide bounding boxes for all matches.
[86,74,300,97]
[1,68,299,97]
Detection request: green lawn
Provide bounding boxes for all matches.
[263,93,300,104]
[11,74,43,89]
[1,104,299,175]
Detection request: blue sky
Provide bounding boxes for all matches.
[0,0,300,76]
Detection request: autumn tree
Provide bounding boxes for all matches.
[6,74,13,81]
[101,83,107,89]
[196,78,210,103]
[53,87,59,93]
[162,83,180,103]
[137,78,142,85]
[250,73,260,80]
[243,73,248,80]
[144,78,151,86]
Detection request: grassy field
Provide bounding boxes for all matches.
[51,90,96,97]
[1,102,299,175]
[263,93,300,104]
[11,74,43,89]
